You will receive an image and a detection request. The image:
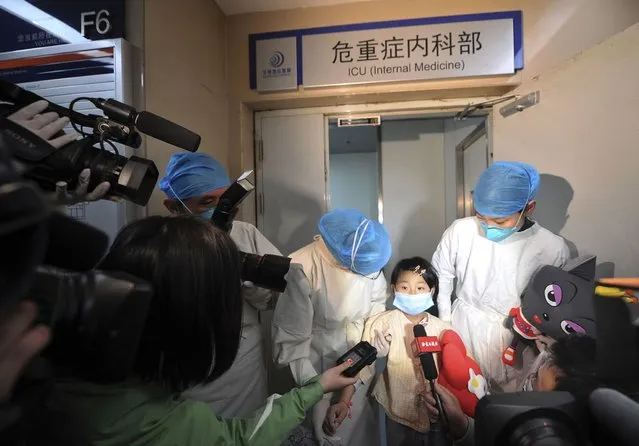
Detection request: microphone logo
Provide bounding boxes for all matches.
[412,335,441,356]
[420,340,439,349]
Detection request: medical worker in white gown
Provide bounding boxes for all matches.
[272,209,391,446]
[159,152,281,417]
[432,162,570,389]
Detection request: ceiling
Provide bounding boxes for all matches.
[214,0,376,15]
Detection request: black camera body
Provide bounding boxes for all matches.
[474,294,639,446]
[0,79,201,206]
[210,171,292,293]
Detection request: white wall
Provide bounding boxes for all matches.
[329,152,379,219]
[493,23,639,277]
[381,119,446,272]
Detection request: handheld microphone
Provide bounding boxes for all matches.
[413,324,450,435]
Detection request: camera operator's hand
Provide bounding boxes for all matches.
[0,302,50,402]
[7,100,77,149]
[55,168,112,205]
[424,383,469,440]
[318,361,358,393]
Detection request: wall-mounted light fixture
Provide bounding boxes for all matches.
[499,91,540,118]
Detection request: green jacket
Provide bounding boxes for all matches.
[49,378,324,446]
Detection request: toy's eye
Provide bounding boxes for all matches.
[561,320,586,335]
[544,284,563,307]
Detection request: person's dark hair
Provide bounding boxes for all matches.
[99,215,243,392]
[549,335,601,404]
[390,256,439,317]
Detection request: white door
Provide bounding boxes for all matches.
[256,114,327,255]
[490,24,639,277]
[455,121,490,218]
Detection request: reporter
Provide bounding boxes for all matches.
[43,216,357,446]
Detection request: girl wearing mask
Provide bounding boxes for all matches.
[324,257,452,446]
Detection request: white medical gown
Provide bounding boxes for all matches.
[272,236,388,445]
[432,217,569,388]
[183,221,281,417]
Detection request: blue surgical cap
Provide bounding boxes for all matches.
[159,152,231,200]
[318,209,391,275]
[474,161,540,218]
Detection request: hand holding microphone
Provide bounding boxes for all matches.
[412,324,450,434]
[424,384,469,441]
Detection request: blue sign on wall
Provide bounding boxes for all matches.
[0,0,125,53]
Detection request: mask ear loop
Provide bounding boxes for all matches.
[167,182,194,215]
[350,219,371,274]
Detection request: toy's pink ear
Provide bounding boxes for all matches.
[440,343,469,389]
[440,330,467,356]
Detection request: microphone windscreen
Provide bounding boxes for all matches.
[136,111,201,152]
[413,323,427,338]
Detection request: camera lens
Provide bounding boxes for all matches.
[509,417,578,446]
[23,141,158,207]
[240,252,291,293]
[78,150,158,206]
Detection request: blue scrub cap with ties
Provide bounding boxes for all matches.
[318,209,392,276]
[159,152,231,200]
[474,161,540,218]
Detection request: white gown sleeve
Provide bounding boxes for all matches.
[240,223,284,311]
[370,273,390,316]
[432,223,458,322]
[358,313,389,383]
[555,239,571,267]
[272,263,318,385]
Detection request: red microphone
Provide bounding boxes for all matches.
[412,324,450,435]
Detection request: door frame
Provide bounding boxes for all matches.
[254,98,496,230]
[455,119,492,218]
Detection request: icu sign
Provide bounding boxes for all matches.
[249,11,523,92]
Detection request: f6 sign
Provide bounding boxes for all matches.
[81,10,112,37]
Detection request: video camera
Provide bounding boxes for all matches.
[0,79,201,206]
[0,110,156,384]
[0,83,203,405]
[474,290,639,446]
[210,171,292,292]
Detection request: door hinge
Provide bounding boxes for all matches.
[257,140,264,161]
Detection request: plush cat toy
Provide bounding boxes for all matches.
[437,330,487,416]
[502,255,598,367]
